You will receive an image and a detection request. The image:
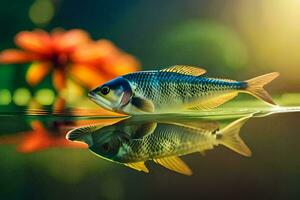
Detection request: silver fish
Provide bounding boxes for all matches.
[88,65,279,115]
[67,115,252,175]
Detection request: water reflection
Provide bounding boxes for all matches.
[1,106,300,199]
[67,115,253,175]
[0,114,123,153]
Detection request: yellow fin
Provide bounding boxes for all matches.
[160,65,206,76]
[245,72,279,105]
[124,162,149,173]
[153,156,192,176]
[187,92,238,110]
[218,116,252,157]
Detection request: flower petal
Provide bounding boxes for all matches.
[26,62,52,86]
[102,53,140,76]
[0,49,40,64]
[52,96,66,111]
[70,39,118,65]
[53,29,91,53]
[69,64,109,89]
[52,69,66,91]
[72,39,140,78]
[15,29,52,55]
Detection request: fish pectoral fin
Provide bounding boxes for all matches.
[153,156,192,176]
[160,65,206,76]
[131,97,155,113]
[187,92,238,111]
[124,162,149,173]
[218,115,252,157]
[133,122,157,139]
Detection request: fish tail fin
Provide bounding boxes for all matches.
[218,116,252,157]
[244,72,279,105]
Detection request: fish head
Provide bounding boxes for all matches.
[67,119,135,162]
[89,128,132,161]
[88,77,132,113]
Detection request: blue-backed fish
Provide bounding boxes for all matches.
[88,65,279,114]
[67,115,252,175]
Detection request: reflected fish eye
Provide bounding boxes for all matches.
[100,86,110,95]
[101,143,110,152]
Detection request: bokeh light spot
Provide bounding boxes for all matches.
[13,88,31,106]
[0,89,12,105]
[29,0,55,26]
[35,88,55,105]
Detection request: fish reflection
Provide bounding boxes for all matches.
[67,115,252,175]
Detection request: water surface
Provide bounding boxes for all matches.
[1,100,300,200]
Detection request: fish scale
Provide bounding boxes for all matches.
[68,114,253,175]
[123,71,246,110]
[122,123,215,161]
[89,65,279,114]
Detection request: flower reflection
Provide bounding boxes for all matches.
[0,29,140,91]
[0,92,125,153]
[17,120,86,153]
[0,114,124,153]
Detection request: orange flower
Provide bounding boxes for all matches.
[0,29,140,91]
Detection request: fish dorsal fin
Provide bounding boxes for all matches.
[124,162,149,173]
[187,92,238,111]
[131,97,155,113]
[160,65,206,76]
[133,122,157,139]
[153,156,192,176]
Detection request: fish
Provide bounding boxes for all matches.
[88,65,280,115]
[66,115,252,175]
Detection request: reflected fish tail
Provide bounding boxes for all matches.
[217,116,252,157]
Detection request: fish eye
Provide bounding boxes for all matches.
[100,86,110,95]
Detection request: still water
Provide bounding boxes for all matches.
[0,103,300,200]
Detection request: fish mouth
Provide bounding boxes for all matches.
[88,92,113,111]
[88,92,98,101]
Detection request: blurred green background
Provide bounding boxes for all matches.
[1,0,300,105]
